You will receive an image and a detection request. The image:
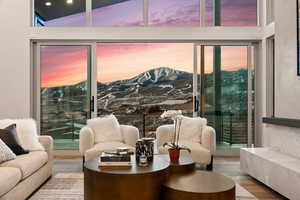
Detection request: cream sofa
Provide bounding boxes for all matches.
[80,125,139,163]
[156,123,216,170]
[0,135,53,200]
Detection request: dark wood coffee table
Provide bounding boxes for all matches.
[84,155,169,200]
[161,171,235,200]
[84,154,235,200]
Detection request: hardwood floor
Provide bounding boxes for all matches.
[53,151,288,200]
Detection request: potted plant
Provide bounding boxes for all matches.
[163,142,191,163]
[161,110,191,163]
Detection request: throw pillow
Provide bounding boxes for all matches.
[0,124,29,155]
[0,138,16,163]
[0,119,14,129]
[14,119,44,151]
[87,115,122,143]
[179,116,207,143]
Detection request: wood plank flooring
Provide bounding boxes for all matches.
[53,152,288,200]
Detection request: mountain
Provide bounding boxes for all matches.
[97,67,193,101]
[99,67,192,87]
[41,67,248,113]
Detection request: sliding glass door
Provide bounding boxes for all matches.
[35,42,255,152]
[196,44,255,153]
[39,45,92,149]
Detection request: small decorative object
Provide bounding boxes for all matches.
[142,138,154,161]
[164,143,191,163]
[135,139,144,161]
[138,154,148,167]
[161,110,191,163]
[99,152,131,167]
[135,138,154,162]
[117,147,130,155]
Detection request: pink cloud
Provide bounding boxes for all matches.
[149,0,199,26]
[97,43,170,58]
[205,0,257,26]
[92,0,144,26]
[41,46,88,88]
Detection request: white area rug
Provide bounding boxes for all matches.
[30,173,257,200]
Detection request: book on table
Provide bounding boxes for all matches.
[99,152,132,167]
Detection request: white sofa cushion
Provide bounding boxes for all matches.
[87,115,122,143]
[85,142,135,160]
[0,151,48,179]
[179,116,207,143]
[0,167,22,196]
[0,139,16,164]
[0,119,44,151]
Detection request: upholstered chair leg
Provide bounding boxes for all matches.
[82,156,85,171]
[206,155,214,171]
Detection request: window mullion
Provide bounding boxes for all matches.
[86,0,92,26]
[257,0,261,26]
[200,0,206,27]
[144,0,149,27]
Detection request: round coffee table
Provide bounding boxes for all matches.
[84,155,169,200]
[161,171,235,200]
[160,154,196,174]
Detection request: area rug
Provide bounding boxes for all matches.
[30,173,257,200]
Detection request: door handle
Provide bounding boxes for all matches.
[90,96,95,112]
[194,96,199,112]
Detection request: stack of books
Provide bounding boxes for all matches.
[98,152,132,167]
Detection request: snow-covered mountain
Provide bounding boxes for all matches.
[101,67,192,87]
[127,67,190,85]
[96,67,193,113]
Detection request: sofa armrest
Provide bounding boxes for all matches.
[201,126,216,155]
[79,127,95,156]
[156,124,174,148]
[38,136,53,161]
[120,125,139,147]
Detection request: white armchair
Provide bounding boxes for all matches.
[156,120,216,170]
[80,124,139,164]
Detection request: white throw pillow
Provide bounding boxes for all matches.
[0,139,16,163]
[87,115,123,143]
[15,119,44,151]
[16,119,45,151]
[179,116,207,143]
[0,119,44,151]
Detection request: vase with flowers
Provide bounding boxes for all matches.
[161,110,191,163]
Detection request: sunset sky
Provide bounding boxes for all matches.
[41,0,256,88]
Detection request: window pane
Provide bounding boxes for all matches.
[203,46,249,148]
[149,0,199,26]
[206,0,257,26]
[92,0,144,26]
[34,0,86,26]
[205,0,213,26]
[97,43,193,137]
[40,46,90,149]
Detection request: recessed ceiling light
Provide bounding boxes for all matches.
[45,1,52,6]
[66,0,73,4]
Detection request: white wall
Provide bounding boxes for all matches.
[274,0,300,119]
[0,1,31,119]
[260,0,300,159]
